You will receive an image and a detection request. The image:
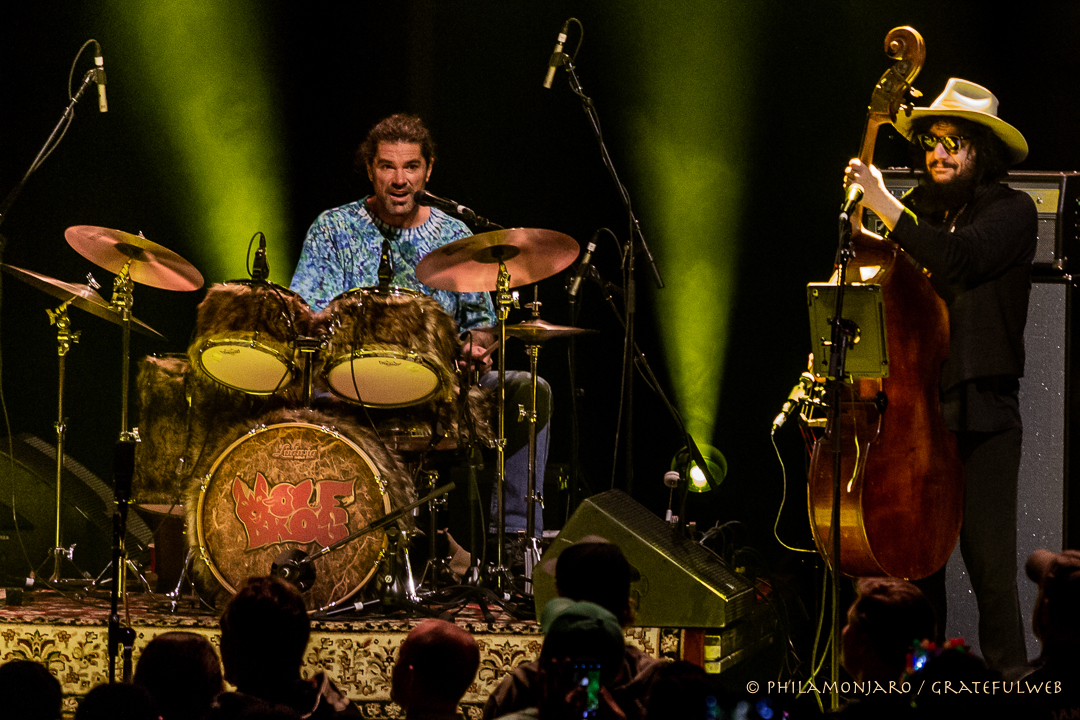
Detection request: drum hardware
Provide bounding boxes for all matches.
[416,469,456,592]
[65,225,203,683]
[2,264,166,586]
[296,335,324,407]
[416,228,579,593]
[267,479,452,616]
[476,302,599,586]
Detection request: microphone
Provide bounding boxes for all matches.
[252,233,270,281]
[94,43,108,113]
[771,371,816,433]
[566,237,598,300]
[413,189,478,223]
[840,183,864,222]
[542,20,570,89]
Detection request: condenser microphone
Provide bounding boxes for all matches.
[94,43,108,113]
[252,233,270,281]
[542,20,570,89]
[566,238,597,300]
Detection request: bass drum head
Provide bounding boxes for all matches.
[195,422,390,611]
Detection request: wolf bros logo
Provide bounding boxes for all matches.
[231,473,354,549]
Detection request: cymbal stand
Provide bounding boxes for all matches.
[490,255,518,592]
[34,299,91,584]
[520,296,545,589]
[105,261,140,683]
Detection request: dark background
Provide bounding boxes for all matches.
[1,2,1076,585]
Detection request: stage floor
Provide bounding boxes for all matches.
[0,588,685,718]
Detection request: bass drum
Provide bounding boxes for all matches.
[194,420,393,612]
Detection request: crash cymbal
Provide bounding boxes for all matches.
[2,264,165,340]
[415,228,579,292]
[474,318,598,344]
[65,225,204,291]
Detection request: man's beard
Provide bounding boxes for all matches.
[916,162,980,216]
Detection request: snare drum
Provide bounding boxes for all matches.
[190,281,312,395]
[194,418,397,612]
[318,287,459,408]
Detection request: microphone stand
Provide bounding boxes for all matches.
[823,209,860,701]
[586,268,717,509]
[561,55,664,494]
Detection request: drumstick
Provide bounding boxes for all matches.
[479,340,501,360]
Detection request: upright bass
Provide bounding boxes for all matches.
[806,27,963,580]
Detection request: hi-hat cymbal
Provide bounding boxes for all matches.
[2,264,165,339]
[474,318,598,344]
[415,228,579,292]
[65,225,204,291]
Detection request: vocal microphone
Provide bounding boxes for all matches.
[413,189,478,223]
[252,233,270,281]
[771,371,817,433]
[94,42,108,113]
[542,20,570,90]
[566,236,598,300]
[839,183,864,222]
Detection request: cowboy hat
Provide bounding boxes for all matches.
[894,78,1028,164]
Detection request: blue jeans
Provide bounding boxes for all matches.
[480,370,550,537]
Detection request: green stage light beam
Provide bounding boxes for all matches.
[624,1,757,444]
[113,3,290,284]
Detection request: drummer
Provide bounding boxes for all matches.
[289,113,550,550]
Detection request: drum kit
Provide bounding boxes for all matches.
[7,221,598,615]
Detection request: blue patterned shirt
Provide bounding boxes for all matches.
[289,197,495,331]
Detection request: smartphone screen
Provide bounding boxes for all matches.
[572,662,601,719]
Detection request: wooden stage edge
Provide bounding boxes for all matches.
[0,589,697,718]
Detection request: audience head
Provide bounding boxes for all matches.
[134,631,223,720]
[219,576,310,697]
[536,599,626,720]
[841,577,936,683]
[391,619,479,717]
[1026,548,1080,651]
[0,659,62,720]
[75,682,159,720]
[554,538,639,626]
[645,661,716,720]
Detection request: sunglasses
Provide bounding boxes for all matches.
[915,134,968,154]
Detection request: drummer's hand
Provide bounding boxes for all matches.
[845,159,904,232]
[459,343,493,374]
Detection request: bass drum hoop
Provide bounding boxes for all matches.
[195,421,390,611]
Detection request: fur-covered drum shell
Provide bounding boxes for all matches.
[189,281,313,395]
[317,287,459,408]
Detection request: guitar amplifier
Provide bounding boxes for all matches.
[878,169,1080,274]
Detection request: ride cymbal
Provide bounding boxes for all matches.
[415,228,579,292]
[65,225,204,291]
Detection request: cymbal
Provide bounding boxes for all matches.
[2,264,165,340]
[65,225,204,291]
[415,228,579,292]
[475,318,598,344]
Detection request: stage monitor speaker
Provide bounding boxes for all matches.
[533,490,759,629]
[0,434,153,583]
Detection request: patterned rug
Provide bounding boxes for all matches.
[0,588,679,718]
